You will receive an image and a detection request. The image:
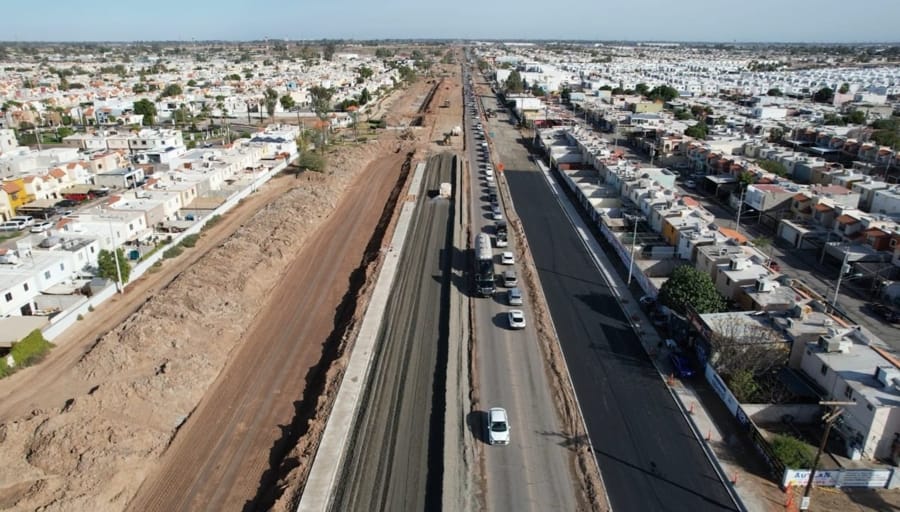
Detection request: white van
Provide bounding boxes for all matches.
[10,215,34,227]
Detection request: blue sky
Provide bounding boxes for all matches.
[3,0,899,43]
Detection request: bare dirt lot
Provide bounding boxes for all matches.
[0,76,436,511]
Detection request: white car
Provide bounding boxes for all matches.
[500,251,514,265]
[487,407,510,445]
[30,221,53,233]
[507,309,526,329]
[491,206,503,220]
[485,174,495,183]
[0,220,26,232]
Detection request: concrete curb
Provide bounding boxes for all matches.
[297,161,427,512]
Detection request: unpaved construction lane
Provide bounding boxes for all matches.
[331,153,455,512]
[127,153,407,512]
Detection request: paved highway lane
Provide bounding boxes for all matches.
[506,168,738,512]
[475,90,738,510]
[463,75,578,512]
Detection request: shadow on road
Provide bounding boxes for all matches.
[466,410,487,444]
[492,313,510,330]
[536,430,591,452]
[595,449,739,511]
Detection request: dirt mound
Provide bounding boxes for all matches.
[0,139,399,512]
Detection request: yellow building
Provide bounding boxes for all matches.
[3,179,35,215]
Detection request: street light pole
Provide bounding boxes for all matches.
[831,248,852,308]
[627,215,639,285]
[735,186,746,235]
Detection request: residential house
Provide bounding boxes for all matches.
[870,186,900,216]
[714,255,772,302]
[799,327,900,461]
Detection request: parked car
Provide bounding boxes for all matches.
[55,199,79,208]
[500,251,514,265]
[507,309,526,329]
[30,221,53,233]
[639,295,657,311]
[870,303,900,324]
[0,220,25,232]
[507,287,523,306]
[487,407,510,445]
[10,215,34,227]
[669,353,695,378]
[684,180,696,189]
[491,206,503,220]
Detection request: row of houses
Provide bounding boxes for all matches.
[539,124,900,464]
[0,124,299,321]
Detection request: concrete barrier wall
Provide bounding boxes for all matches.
[742,403,821,425]
[42,283,117,341]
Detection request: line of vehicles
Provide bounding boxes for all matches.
[466,68,520,446]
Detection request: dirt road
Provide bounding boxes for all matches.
[127,151,408,511]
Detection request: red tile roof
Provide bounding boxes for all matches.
[836,214,859,225]
[814,203,833,212]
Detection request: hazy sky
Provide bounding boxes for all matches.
[4,0,899,43]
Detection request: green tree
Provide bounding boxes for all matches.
[813,87,834,103]
[264,87,279,118]
[280,94,295,112]
[358,87,371,106]
[560,87,571,105]
[297,151,326,172]
[323,42,336,61]
[505,70,524,93]
[97,248,131,283]
[375,47,393,58]
[757,159,788,177]
[132,83,146,93]
[356,66,374,83]
[771,435,813,468]
[646,85,679,102]
[186,79,197,87]
[727,370,760,402]
[635,83,649,96]
[766,88,783,97]
[838,82,850,94]
[133,98,157,125]
[684,121,708,139]
[308,85,334,148]
[658,265,725,315]
[844,109,866,125]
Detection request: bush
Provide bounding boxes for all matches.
[179,234,200,248]
[201,214,222,231]
[10,329,53,368]
[771,434,814,468]
[163,246,183,259]
[727,370,760,402]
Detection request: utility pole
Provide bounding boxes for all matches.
[735,186,746,234]
[800,403,852,511]
[831,248,852,308]
[627,215,639,285]
[819,230,833,264]
[107,222,123,294]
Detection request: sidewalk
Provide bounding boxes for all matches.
[535,161,789,512]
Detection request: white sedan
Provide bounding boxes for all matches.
[500,251,514,265]
[507,309,526,329]
[30,221,53,233]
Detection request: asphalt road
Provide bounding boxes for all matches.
[477,83,738,511]
[463,76,578,512]
[331,153,455,512]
